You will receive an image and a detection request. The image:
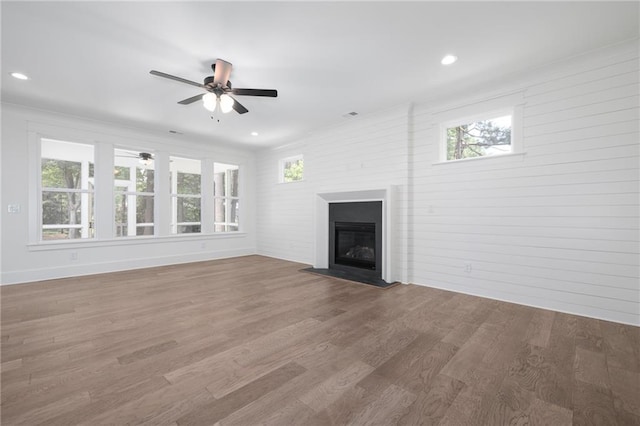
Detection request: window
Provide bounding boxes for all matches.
[170,156,201,234]
[213,163,239,232]
[279,155,304,182]
[40,139,94,240]
[444,113,512,161]
[114,149,155,237]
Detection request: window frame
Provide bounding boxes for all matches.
[113,148,156,238]
[39,138,96,241]
[435,92,524,164]
[279,154,304,183]
[28,125,249,248]
[169,156,202,235]
[213,162,240,232]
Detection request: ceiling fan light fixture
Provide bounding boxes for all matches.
[220,94,234,114]
[11,72,29,80]
[202,93,217,112]
[441,54,458,65]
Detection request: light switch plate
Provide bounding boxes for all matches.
[7,204,21,214]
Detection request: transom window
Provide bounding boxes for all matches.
[444,113,512,161]
[279,155,304,183]
[170,156,201,234]
[40,138,95,240]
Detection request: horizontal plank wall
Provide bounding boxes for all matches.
[256,41,639,325]
[411,43,639,325]
[256,106,410,281]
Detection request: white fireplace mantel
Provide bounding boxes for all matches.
[314,187,397,283]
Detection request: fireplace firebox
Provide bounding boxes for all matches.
[328,201,382,281]
[334,222,376,270]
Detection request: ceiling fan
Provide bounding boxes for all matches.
[150,59,278,115]
[116,151,154,166]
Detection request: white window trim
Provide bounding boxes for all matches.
[279,154,304,183]
[433,91,525,164]
[28,123,247,245]
[38,138,96,241]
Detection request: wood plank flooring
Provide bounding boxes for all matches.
[1,255,638,425]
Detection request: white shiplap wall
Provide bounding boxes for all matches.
[256,106,410,277]
[256,42,639,325]
[411,45,639,325]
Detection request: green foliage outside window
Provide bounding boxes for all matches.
[283,158,304,182]
[446,117,511,161]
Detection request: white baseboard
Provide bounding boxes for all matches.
[0,248,256,285]
[410,281,640,327]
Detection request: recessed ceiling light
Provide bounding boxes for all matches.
[11,72,29,80]
[441,55,458,65]
[251,132,259,136]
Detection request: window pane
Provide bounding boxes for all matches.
[214,163,239,197]
[214,197,226,223]
[136,195,154,225]
[229,169,239,197]
[177,224,201,234]
[229,199,239,226]
[170,157,201,195]
[41,139,94,190]
[177,172,201,195]
[115,193,129,236]
[176,197,201,223]
[136,225,154,236]
[42,228,77,241]
[136,168,154,192]
[114,166,130,180]
[41,159,82,189]
[446,115,512,161]
[283,157,304,182]
[42,191,81,225]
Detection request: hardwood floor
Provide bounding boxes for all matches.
[1,255,638,425]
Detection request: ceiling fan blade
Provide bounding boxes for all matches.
[213,59,232,87]
[178,93,205,105]
[230,96,249,114]
[150,70,204,88]
[231,88,278,97]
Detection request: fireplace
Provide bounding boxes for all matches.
[306,188,397,288]
[328,201,383,282]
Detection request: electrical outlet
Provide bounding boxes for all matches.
[70,252,78,261]
[464,263,472,273]
[200,242,206,249]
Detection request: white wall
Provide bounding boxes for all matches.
[255,105,411,282]
[1,104,257,284]
[411,44,639,326]
[255,41,639,325]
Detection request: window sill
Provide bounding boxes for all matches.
[27,232,247,251]
[432,152,526,165]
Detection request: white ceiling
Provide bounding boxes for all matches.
[2,2,638,149]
